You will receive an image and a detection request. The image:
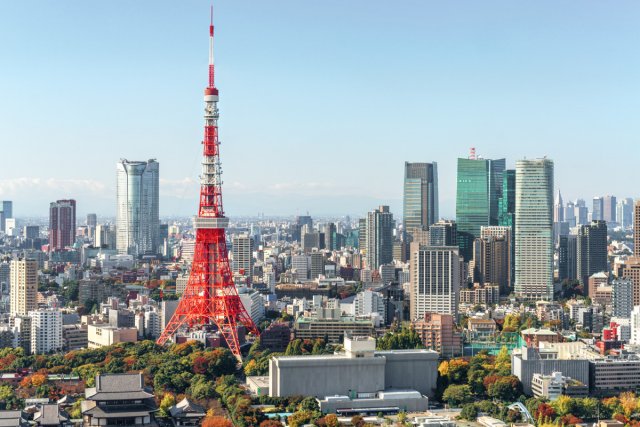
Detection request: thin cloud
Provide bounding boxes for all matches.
[0,178,107,196]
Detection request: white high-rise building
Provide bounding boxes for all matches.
[29,309,63,354]
[232,234,254,279]
[515,158,554,300]
[354,290,385,319]
[410,245,461,319]
[10,259,37,316]
[291,255,309,282]
[238,287,265,325]
[116,159,160,257]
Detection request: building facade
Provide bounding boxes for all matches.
[410,245,461,319]
[515,158,554,300]
[49,199,76,251]
[116,159,160,257]
[10,259,37,316]
[403,162,438,235]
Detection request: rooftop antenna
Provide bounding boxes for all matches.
[469,147,477,160]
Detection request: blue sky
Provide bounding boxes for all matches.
[1,1,639,219]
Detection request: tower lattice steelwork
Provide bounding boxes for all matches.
[157,8,259,358]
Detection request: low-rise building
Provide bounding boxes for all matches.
[168,398,205,427]
[81,373,158,426]
[293,309,375,343]
[87,324,137,348]
[269,335,438,414]
[531,372,588,400]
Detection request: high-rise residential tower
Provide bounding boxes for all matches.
[515,158,554,300]
[232,234,254,281]
[49,199,76,251]
[455,155,505,260]
[116,159,160,257]
[410,245,461,320]
[365,205,394,269]
[403,162,438,235]
[576,220,608,292]
[498,169,516,228]
[10,259,37,316]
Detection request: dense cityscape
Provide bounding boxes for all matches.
[1,3,639,427]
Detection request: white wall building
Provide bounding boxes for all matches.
[410,246,461,319]
[515,158,554,300]
[238,287,265,325]
[28,309,63,354]
[354,290,385,319]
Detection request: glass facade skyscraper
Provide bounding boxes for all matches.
[455,157,505,260]
[403,162,438,235]
[116,159,160,257]
[515,158,554,300]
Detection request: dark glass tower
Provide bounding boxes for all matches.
[403,162,438,235]
[455,157,505,260]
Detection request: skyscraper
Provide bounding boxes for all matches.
[232,234,254,280]
[49,199,76,251]
[498,169,516,228]
[617,198,634,229]
[592,197,603,221]
[576,220,608,292]
[635,200,640,254]
[403,162,438,235]
[515,158,554,300]
[553,190,564,223]
[116,159,160,257]
[409,245,461,320]
[428,220,457,246]
[0,201,12,232]
[574,199,589,226]
[456,156,505,260]
[364,205,394,269]
[603,195,617,224]
[475,226,512,293]
[10,259,37,316]
[558,234,578,283]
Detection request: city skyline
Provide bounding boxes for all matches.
[2,1,640,217]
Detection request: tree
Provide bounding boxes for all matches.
[202,416,234,427]
[260,421,284,427]
[553,395,576,417]
[297,396,319,412]
[159,393,176,417]
[351,415,366,427]
[376,326,424,350]
[460,404,479,420]
[287,410,315,427]
[442,384,473,407]
[619,391,637,417]
[323,414,340,427]
[487,376,523,402]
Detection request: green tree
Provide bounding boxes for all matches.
[159,393,176,417]
[442,384,473,407]
[287,410,315,427]
[460,404,479,420]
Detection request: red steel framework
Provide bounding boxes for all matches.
[157,8,259,358]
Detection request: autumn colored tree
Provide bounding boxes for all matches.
[619,391,638,417]
[259,421,284,427]
[202,416,234,427]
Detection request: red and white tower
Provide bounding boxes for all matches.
[157,8,259,358]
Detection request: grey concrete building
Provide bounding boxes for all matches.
[269,336,438,402]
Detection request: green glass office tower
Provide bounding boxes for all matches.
[456,157,505,260]
[498,169,516,287]
[403,162,438,235]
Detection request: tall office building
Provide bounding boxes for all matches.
[612,279,633,318]
[49,199,76,251]
[564,201,576,227]
[409,245,461,320]
[576,220,608,292]
[558,235,578,283]
[617,198,634,229]
[232,234,254,280]
[498,169,516,228]
[515,158,554,300]
[455,156,505,260]
[364,206,394,269]
[403,162,438,235]
[95,224,115,249]
[574,199,589,226]
[10,259,37,316]
[0,201,12,232]
[86,213,97,228]
[0,261,9,295]
[603,196,617,224]
[592,197,603,221]
[474,226,512,293]
[553,190,564,223]
[116,159,160,257]
[428,220,457,247]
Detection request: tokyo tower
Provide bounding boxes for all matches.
[157,8,259,358]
